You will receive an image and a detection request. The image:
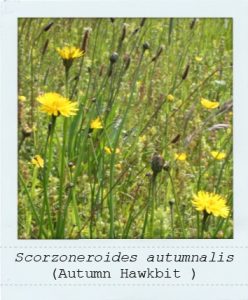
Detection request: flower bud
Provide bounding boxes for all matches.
[110,52,119,64]
[169,199,175,207]
[140,18,146,27]
[143,41,150,51]
[43,22,54,32]
[151,45,164,62]
[42,39,49,56]
[124,54,131,71]
[182,63,190,80]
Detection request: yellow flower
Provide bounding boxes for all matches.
[211,151,227,160]
[192,191,229,218]
[200,98,220,109]
[104,146,112,154]
[174,152,187,161]
[115,163,122,170]
[136,81,142,89]
[167,94,174,101]
[56,46,84,60]
[31,155,44,168]
[37,93,78,117]
[104,146,120,154]
[139,135,147,143]
[150,126,157,135]
[114,148,120,154]
[18,95,26,102]
[90,117,103,129]
[195,56,203,62]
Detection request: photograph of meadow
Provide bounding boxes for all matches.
[18,18,233,239]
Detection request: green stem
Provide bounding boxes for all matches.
[201,211,209,238]
[197,212,200,238]
[149,175,156,237]
[56,118,68,237]
[26,167,38,235]
[170,203,175,238]
[19,173,48,238]
[56,70,70,238]
[39,116,56,238]
[141,177,153,238]
[168,172,186,238]
[108,51,145,238]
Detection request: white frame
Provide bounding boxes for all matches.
[1,0,248,299]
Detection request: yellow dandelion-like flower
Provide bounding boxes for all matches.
[56,46,84,60]
[174,152,187,161]
[90,117,103,129]
[37,93,78,117]
[200,98,220,109]
[195,56,203,62]
[192,191,230,218]
[167,94,174,101]
[210,151,227,160]
[18,95,26,102]
[31,155,44,168]
[104,146,120,154]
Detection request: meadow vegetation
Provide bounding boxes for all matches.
[18,18,233,239]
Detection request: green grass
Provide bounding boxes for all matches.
[18,18,233,239]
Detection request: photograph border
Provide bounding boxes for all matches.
[1,0,248,299]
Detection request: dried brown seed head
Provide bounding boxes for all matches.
[151,154,164,175]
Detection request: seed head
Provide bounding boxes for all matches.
[151,154,164,176]
[182,63,190,80]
